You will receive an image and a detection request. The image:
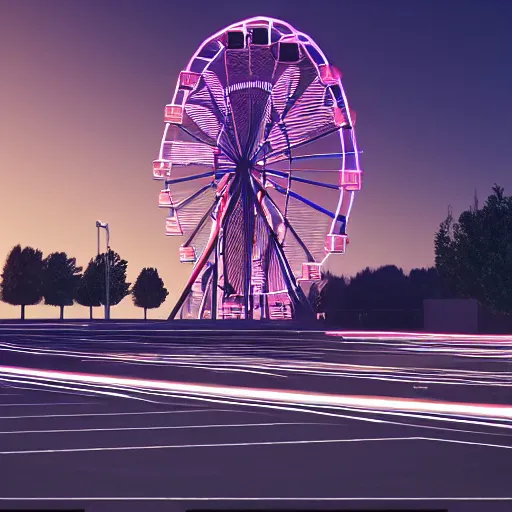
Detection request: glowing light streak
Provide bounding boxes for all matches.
[1,366,510,420]
[1,497,511,502]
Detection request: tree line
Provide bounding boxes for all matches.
[1,185,509,323]
[313,184,512,325]
[309,265,440,324]
[435,185,512,314]
[0,246,168,320]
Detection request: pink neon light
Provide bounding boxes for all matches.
[333,105,349,128]
[300,262,322,281]
[325,330,512,343]
[164,104,183,124]
[340,170,362,191]
[158,189,173,208]
[319,64,342,86]
[325,234,348,254]
[179,246,196,263]
[179,71,201,89]
[349,108,357,127]
[153,160,171,179]
[2,365,510,420]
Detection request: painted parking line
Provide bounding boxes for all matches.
[422,436,512,450]
[0,408,256,420]
[2,434,511,456]
[0,421,327,435]
[0,436,416,454]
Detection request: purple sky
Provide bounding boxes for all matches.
[1,0,511,319]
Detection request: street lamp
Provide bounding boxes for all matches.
[96,221,110,321]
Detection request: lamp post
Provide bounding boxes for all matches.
[96,221,110,321]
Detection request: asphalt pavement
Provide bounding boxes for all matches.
[0,322,511,512]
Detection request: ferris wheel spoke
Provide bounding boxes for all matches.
[264,168,339,190]
[251,71,327,165]
[175,184,214,210]
[254,125,340,166]
[262,76,342,162]
[178,124,217,148]
[266,178,344,222]
[165,169,234,187]
[165,171,214,186]
[251,177,314,263]
[263,150,361,165]
[252,189,305,299]
[182,199,219,247]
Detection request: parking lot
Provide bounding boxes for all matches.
[0,323,511,512]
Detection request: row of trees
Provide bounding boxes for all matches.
[309,265,439,319]
[0,246,169,320]
[2,185,508,322]
[435,185,512,314]
[312,184,512,322]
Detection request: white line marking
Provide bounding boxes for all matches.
[0,402,92,407]
[422,436,512,450]
[0,408,236,420]
[0,422,325,435]
[0,436,415,454]
[0,497,510,501]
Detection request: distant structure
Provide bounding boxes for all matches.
[152,16,363,320]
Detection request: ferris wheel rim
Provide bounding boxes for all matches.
[155,16,363,321]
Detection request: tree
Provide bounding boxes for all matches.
[307,272,348,321]
[96,250,131,316]
[346,265,409,310]
[75,258,103,319]
[435,185,512,313]
[42,252,82,320]
[132,267,169,320]
[434,206,458,298]
[0,245,44,320]
[321,273,348,315]
[408,267,440,309]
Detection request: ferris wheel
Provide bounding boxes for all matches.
[153,16,362,321]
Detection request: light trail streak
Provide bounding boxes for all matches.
[1,366,510,420]
[1,497,511,502]
[1,338,510,386]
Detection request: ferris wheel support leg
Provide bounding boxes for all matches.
[168,232,220,321]
[252,189,313,320]
[272,234,313,319]
[169,183,238,321]
[241,177,255,321]
[211,240,219,322]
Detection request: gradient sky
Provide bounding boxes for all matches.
[1,0,511,320]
